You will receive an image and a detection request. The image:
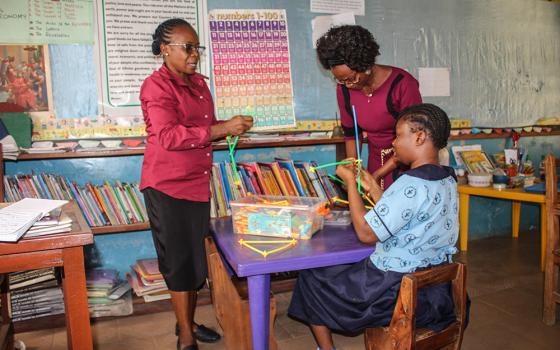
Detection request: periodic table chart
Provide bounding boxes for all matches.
[208,9,296,131]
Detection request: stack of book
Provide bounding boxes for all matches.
[127,258,169,302]
[210,159,346,218]
[24,208,73,238]
[9,268,65,322]
[3,173,148,227]
[0,198,68,242]
[86,269,133,318]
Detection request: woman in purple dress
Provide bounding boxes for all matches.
[316,25,422,188]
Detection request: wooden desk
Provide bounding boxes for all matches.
[0,201,93,350]
[457,184,546,269]
[211,219,374,350]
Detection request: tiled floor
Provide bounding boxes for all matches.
[15,231,560,349]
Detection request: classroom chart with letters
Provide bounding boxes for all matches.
[208,9,296,131]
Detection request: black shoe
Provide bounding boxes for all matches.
[176,339,198,350]
[175,322,221,343]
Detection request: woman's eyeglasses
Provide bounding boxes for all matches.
[334,71,360,85]
[167,43,206,55]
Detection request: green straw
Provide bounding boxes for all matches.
[312,160,354,171]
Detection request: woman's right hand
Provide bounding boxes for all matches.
[226,115,253,135]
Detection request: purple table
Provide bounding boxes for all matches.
[210,219,374,350]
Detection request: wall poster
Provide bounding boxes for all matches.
[208,9,296,131]
[95,0,208,118]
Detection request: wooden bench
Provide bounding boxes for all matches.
[204,236,278,350]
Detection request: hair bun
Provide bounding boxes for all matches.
[151,40,161,55]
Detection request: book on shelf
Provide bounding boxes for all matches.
[10,279,59,296]
[135,258,164,282]
[9,267,64,322]
[9,271,56,290]
[86,268,119,288]
[89,290,133,318]
[85,268,132,317]
[208,159,343,218]
[275,159,306,196]
[9,268,56,285]
[127,270,168,297]
[142,290,171,302]
[460,150,495,174]
[11,286,63,302]
[24,212,73,238]
[3,172,148,230]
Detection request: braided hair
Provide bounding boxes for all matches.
[316,25,380,72]
[151,18,193,55]
[397,103,451,149]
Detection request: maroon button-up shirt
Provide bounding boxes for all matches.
[140,64,218,202]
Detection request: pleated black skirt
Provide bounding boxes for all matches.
[288,258,457,334]
[143,187,210,291]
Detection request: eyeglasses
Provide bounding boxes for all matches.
[334,71,360,85]
[167,43,206,55]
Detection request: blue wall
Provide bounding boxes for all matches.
[7,0,560,274]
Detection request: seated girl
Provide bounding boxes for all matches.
[288,103,465,350]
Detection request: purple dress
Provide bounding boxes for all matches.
[338,66,421,188]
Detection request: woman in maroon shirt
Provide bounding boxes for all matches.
[140,18,252,350]
[316,25,422,188]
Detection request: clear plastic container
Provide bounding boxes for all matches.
[230,195,328,239]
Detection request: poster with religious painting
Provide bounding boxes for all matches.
[0,44,53,116]
[208,9,296,131]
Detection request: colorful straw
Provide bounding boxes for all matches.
[226,135,241,186]
[238,238,297,257]
[351,105,362,193]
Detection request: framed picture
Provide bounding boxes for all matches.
[0,44,53,116]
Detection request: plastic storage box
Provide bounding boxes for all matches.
[230,195,328,239]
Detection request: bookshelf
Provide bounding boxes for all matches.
[16,137,347,160]
[4,131,560,235]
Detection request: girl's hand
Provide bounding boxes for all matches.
[359,166,383,202]
[336,158,356,183]
[358,168,376,193]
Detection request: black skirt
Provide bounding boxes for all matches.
[288,258,457,334]
[143,187,210,291]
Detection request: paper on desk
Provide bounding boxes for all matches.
[0,209,42,242]
[4,198,68,218]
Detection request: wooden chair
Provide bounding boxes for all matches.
[364,263,467,350]
[204,236,278,350]
[543,154,560,325]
